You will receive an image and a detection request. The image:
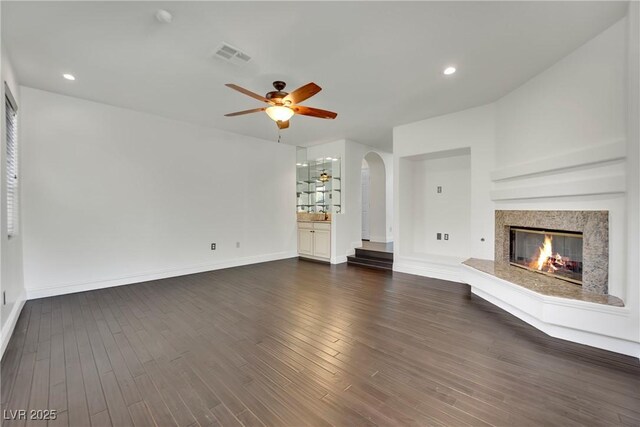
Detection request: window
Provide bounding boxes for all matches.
[5,83,18,237]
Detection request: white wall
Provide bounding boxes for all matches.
[496,20,625,166]
[361,162,370,240]
[20,87,297,298]
[0,43,26,356]
[410,149,471,258]
[393,16,639,355]
[363,152,387,242]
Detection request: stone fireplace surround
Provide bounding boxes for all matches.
[495,210,609,295]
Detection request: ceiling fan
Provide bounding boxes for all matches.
[224,81,337,130]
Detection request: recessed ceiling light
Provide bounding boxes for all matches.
[325,157,332,160]
[63,74,75,81]
[302,163,308,167]
[443,66,456,76]
[296,163,302,166]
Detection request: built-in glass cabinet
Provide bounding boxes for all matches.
[296,158,341,213]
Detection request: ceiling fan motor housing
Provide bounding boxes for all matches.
[266,91,288,101]
[266,81,289,103]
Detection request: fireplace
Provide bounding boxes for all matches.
[495,210,609,295]
[509,227,583,285]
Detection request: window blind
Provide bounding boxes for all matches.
[5,86,18,237]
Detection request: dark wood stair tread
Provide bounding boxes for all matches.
[347,255,393,271]
[354,248,393,262]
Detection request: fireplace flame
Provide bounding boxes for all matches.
[529,235,566,273]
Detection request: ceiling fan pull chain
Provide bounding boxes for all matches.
[277,128,281,143]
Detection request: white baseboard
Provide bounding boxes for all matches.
[1,290,26,357]
[331,255,348,264]
[393,256,463,283]
[26,251,298,300]
[463,264,640,358]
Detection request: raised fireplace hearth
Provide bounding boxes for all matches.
[496,210,608,295]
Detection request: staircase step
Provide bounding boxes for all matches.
[354,248,393,262]
[347,255,393,271]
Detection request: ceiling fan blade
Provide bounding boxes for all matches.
[283,83,321,105]
[225,84,272,104]
[277,120,290,129]
[224,107,266,117]
[292,105,337,119]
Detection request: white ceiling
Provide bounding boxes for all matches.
[2,1,628,150]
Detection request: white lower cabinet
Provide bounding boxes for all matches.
[297,228,314,256]
[297,222,331,261]
[312,230,331,258]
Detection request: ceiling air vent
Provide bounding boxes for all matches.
[213,43,251,66]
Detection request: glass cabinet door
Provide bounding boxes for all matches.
[296,157,341,213]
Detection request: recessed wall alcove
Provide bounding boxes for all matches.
[396,147,472,279]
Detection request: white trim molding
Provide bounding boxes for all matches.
[490,140,626,182]
[26,251,298,300]
[394,255,464,283]
[331,255,348,264]
[1,290,26,357]
[369,235,392,243]
[490,174,626,201]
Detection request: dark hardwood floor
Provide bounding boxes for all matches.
[2,258,640,426]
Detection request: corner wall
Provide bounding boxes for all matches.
[19,87,297,299]
[394,15,639,355]
[626,1,640,350]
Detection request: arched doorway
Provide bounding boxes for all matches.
[361,152,386,242]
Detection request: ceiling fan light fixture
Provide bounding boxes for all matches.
[265,105,294,122]
[319,170,331,182]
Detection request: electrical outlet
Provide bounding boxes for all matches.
[444,234,449,240]
[437,186,442,193]
[437,233,442,240]
[236,242,240,248]
[211,243,216,250]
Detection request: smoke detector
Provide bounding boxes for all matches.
[213,42,251,66]
[155,9,173,24]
